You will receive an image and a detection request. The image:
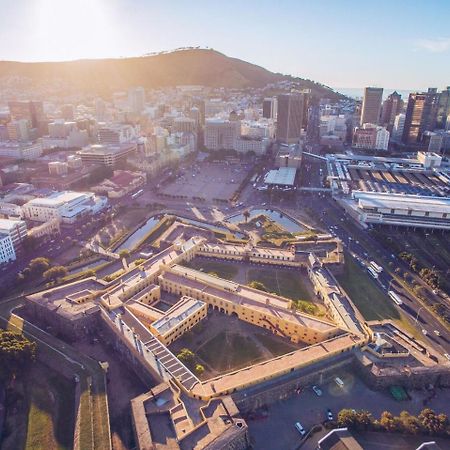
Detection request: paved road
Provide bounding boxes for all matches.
[303,194,450,354]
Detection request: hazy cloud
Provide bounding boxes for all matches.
[414,37,450,53]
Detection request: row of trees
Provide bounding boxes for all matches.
[17,257,68,284]
[0,329,36,381]
[337,408,449,436]
[399,251,441,290]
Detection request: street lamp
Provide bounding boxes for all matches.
[414,306,424,326]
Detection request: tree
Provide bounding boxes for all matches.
[379,411,400,432]
[28,257,50,276]
[177,348,195,366]
[119,249,130,259]
[338,409,359,428]
[399,411,421,434]
[43,265,68,281]
[195,364,205,375]
[418,408,448,435]
[355,410,373,430]
[248,280,268,292]
[243,210,251,223]
[0,330,36,380]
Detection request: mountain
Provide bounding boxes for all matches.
[0,48,343,99]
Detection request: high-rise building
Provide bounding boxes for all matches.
[392,113,406,142]
[128,87,146,113]
[402,89,439,145]
[276,93,306,144]
[436,86,450,129]
[204,119,240,150]
[262,97,277,119]
[8,101,44,129]
[381,91,403,130]
[360,87,383,125]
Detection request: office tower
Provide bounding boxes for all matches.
[381,91,403,130]
[436,86,450,129]
[276,93,306,144]
[360,87,383,125]
[392,113,405,142]
[402,88,439,144]
[128,87,146,113]
[262,97,277,119]
[8,101,44,129]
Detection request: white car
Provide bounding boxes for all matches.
[422,329,428,336]
[433,330,441,337]
[294,422,306,436]
[327,409,334,421]
[312,385,323,396]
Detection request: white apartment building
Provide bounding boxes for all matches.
[0,218,27,262]
[97,123,140,145]
[22,191,108,223]
[0,142,43,160]
[7,119,30,142]
[241,119,275,139]
[319,115,347,141]
[0,234,15,263]
[204,119,240,150]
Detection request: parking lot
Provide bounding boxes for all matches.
[247,370,450,450]
[158,162,249,202]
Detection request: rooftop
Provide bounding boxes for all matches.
[152,296,206,336]
[264,167,297,186]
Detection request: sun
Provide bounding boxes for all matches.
[33,0,118,60]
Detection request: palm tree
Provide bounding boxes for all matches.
[243,210,250,223]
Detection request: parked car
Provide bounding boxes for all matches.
[294,422,306,436]
[312,385,323,396]
[327,409,333,421]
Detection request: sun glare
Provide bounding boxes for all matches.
[33,0,117,60]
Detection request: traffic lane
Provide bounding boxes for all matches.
[247,375,450,450]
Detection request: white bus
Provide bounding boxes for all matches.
[388,290,403,306]
[370,261,383,273]
[131,189,144,199]
[367,266,379,279]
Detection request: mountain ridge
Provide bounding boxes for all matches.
[0,48,343,99]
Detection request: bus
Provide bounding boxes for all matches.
[131,189,144,199]
[370,261,383,274]
[388,290,403,306]
[367,266,379,279]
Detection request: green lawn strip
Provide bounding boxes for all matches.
[247,268,312,301]
[256,333,297,357]
[336,254,400,321]
[25,383,56,450]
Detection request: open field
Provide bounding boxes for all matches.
[181,258,239,280]
[246,267,313,302]
[159,162,248,201]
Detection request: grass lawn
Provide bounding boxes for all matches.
[256,333,298,357]
[182,259,238,281]
[23,365,75,450]
[247,268,312,301]
[198,331,263,372]
[337,254,400,321]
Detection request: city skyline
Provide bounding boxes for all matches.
[1,0,450,91]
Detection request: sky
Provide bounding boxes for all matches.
[1,0,449,91]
